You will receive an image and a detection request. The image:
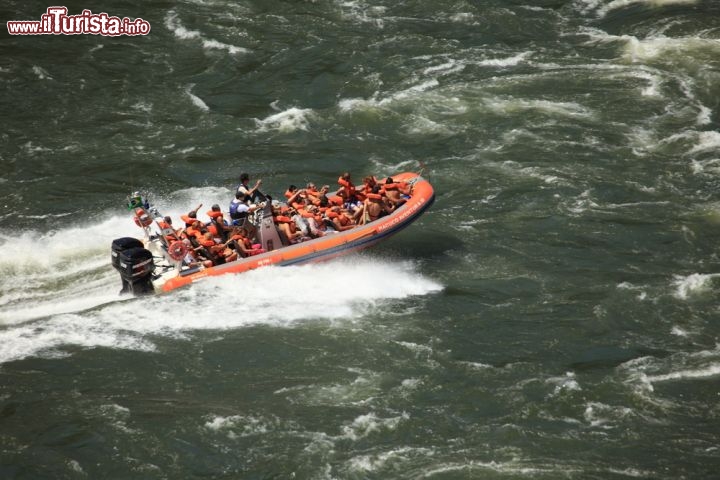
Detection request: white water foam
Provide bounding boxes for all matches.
[404,116,455,137]
[254,107,315,133]
[422,60,466,76]
[587,0,698,17]
[274,367,384,406]
[337,1,387,28]
[204,414,283,439]
[339,76,590,132]
[691,158,720,176]
[627,70,662,97]
[623,35,720,64]
[341,412,409,440]
[546,372,581,397]
[368,158,419,179]
[620,346,720,400]
[646,364,720,383]
[671,273,719,300]
[165,11,247,55]
[338,80,441,113]
[580,27,720,66]
[689,131,720,155]
[458,361,494,370]
[617,282,649,301]
[583,401,634,428]
[185,84,210,112]
[696,105,712,126]
[0,215,140,325]
[486,97,593,118]
[0,256,441,365]
[32,66,52,80]
[477,51,533,67]
[348,447,434,473]
[418,460,558,478]
[670,326,689,337]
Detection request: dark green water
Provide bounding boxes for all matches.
[2,0,720,478]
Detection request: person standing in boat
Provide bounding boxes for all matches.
[237,172,265,203]
[229,192,259,239]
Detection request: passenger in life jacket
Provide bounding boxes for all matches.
[284,185,297,200]
[337,172,356,200]
[304,183,321,206]
[226,227,265,257]
[343,177,377,224]
[302,204,328,236]
[156,216,181,243]
[184,220,207,247]
[273,206,304,244]
[180,204,203,228]
[197,232,229,265]
[320,185,333,206]
[206,204,230,243]
[285,206,311,237]
[363,184,391,223]
[180,238,213,269]
[323,189,342,208]
[284,185,308,210]
[382,177,408,207]
[360,176,377,197]
[325,206,355,232]
[337,172,364,213]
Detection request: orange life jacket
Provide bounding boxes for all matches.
[338,177,357,199]
[185,225,205,240]
[157,221,179,241]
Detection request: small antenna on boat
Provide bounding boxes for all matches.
[417,160,427,177]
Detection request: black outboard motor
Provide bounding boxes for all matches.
[111,237,156,295]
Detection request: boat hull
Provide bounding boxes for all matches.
[159,172,434,293]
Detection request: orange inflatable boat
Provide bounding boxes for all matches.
[111,172,434,295]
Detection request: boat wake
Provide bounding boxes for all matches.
[0,212,442,365]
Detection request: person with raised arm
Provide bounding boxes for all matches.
[237,172,264,203]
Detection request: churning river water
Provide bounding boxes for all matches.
[2,0,720,478]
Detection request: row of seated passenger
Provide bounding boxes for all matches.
[154,173,411,268]
[155,210,263,268]
[277,173,411,238]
